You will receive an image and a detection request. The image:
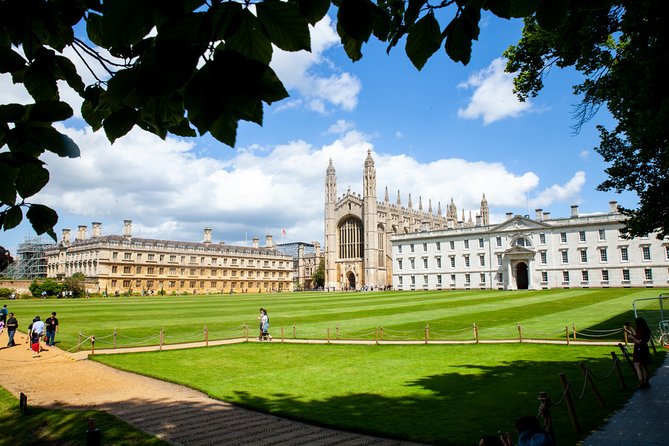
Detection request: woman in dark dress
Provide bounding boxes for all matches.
[626,317,652,388]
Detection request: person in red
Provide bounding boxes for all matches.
[625,317,652,389]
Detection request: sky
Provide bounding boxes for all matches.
[0,8,636,255]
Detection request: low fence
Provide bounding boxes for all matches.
[72,322,644,352]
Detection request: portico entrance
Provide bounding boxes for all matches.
[516,262,529,290]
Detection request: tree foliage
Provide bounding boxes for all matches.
[2,1,573,240]
[505,0,669,238]
[312,257,325,288]
[0,245,13,272]
[29,278,64,297]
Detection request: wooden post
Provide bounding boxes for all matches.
[113,329,117,349]
[336,325,339,340]
[517,323,523,343]
[20,392,28,415]
[281,326,285,343]
[327,327,331,344]
[618,343,636,374]
[375,327,379,345]
[537,391,555,443]
[159,329,164,351]
[572,324,577,341]
[424,323,429,344]
[91,335,95,355]
[78,332,83,351]
[473,323,479,343]
[610,351,626,389]
[623,326,628,344]
[580,362,605,408]
[204,325,209,347]
[293,324,296,339]
[566,326,570,346]
[380,325,383,340]
[559,373,580,433]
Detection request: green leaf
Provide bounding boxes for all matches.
[404,0,427,26]
[257,1,311,52]
[337,22,364,62]
[444,16,473,65]
[99,0,156,46]
[0,104,26,123]
[536,0,568,30]
[85,12,104,46]
[509,0,539,17]
[0,46,26,73]
[209,2,244,41]
[370,3,391,41]
[294,0,331,25]
[406,12,442,70]
[338,0,373,42]
[103,107,138,144]
[2,205,23,231]
[27,101,74,122]
[54,55,85,95]
[24,54,59,101]
[29,125,81,158]
[226,10,273,65]
[0,155,19,204]
[26,204,58,241]
[16,163,49,199]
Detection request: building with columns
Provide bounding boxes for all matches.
[392,202,669,290]
[324,150,489,290]
[45,220,293,294]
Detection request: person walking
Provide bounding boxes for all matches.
[625,317,652,388]
[0,304,7,323]
[30,316,45,357]
[45,312,59,346]
[5,313,18,347]
[257,308,272,341]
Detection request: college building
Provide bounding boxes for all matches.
[45,220,293,294]
[392,203,669,290]
[324,150,488,290]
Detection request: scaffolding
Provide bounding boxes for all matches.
[3,236,54,279]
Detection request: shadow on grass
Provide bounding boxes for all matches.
[219,355,651,446]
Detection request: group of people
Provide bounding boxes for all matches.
[0,304,59,357]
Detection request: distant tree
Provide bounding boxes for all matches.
[505,1,669,238]
[0,245,13,272]
[2,0,590,241]
[29,278,64,297]
[312,258,325,288]
[64,272,86,296]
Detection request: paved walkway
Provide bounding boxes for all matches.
[581,353,669,446]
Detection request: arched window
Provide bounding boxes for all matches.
[513,237,532,248]
[377,225,385,266]
[338,218,363,259]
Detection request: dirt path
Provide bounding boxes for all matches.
[0,331,422,446]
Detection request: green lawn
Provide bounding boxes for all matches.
[3,288,667,445]
[5,288,667,349]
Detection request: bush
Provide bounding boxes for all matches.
[0,288,13,297]
[29,279,64,297]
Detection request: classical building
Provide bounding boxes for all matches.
[392,202,669,290]
[275,242,323,290]
[45,220,293,294]
[324,150,489,290]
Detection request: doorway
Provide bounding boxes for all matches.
[516,262,529,289]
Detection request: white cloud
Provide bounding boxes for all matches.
[327,119,355,134]
[530,171,586,208]
[271,16,362,114]
[457,58,533,124]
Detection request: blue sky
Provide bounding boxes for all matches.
[0,10,635,255]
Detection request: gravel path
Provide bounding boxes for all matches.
[0,331,423,446]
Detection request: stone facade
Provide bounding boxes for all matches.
[324,151,488,290]
[45,221,293,294]
[392,203,669,290]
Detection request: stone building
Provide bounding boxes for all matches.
[45,220,293,294]
[324,150,488,290]
[392,202,669,290]
[275,242,323,290]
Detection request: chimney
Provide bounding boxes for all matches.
[543,211,551,220]
[313,241,321,257]
[252,237,259,249]
[91,222,102,237]
[203,228,212,244]
[123,219,132,238]
[475,215,482,226]
[609,200,619,213]
[505,212,513,220]
[571,205,579,218]
[62,229,71,245]
[535,209,543,221]
[77,225,87,241]
[265,234,273,248]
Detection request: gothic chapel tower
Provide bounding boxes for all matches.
[363,149,379,286]
[324,159,337,289]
